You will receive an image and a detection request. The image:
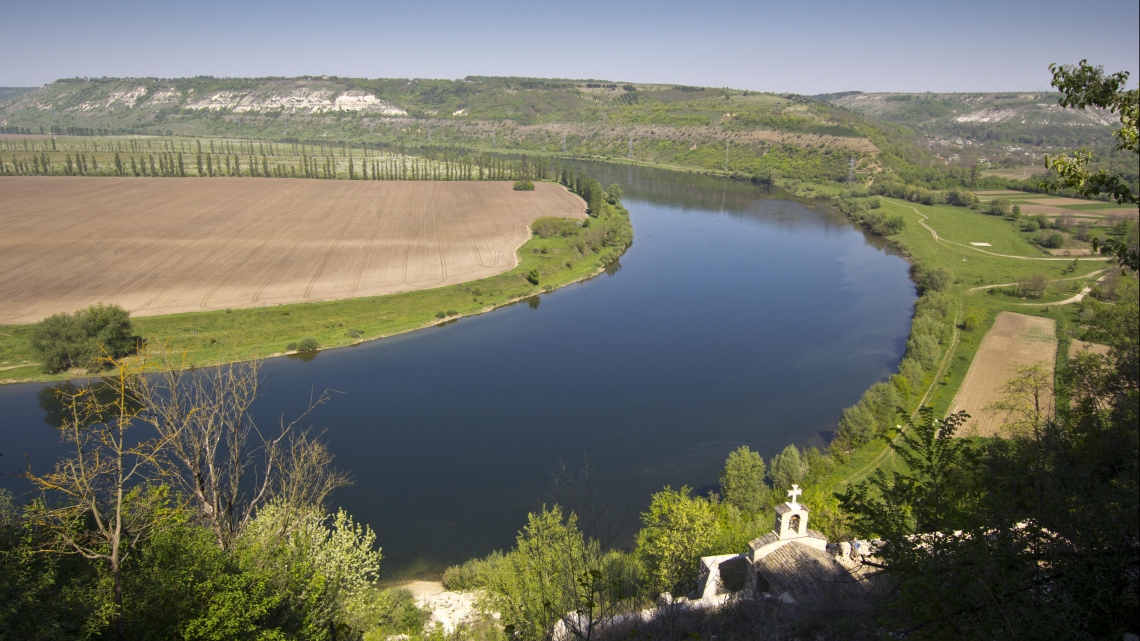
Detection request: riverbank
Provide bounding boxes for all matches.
[0,189,633,385]
[819,196,1116,493]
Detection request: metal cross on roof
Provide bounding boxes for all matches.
[787,484,802,507]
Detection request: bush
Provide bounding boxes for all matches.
[512,180,534,191]
[922,266,954,292]
[30,303,137,373]
[1024,219,1040,232]
[963,313,979,331]
[988,198,1012,216]
[525,269,540,285]
[296,337,320,352]
[532,217,579,239]
[1040,232,1065,249]
[346,328,363,339]
[286,342,298,351]
[435,311,447,319]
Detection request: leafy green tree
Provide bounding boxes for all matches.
[29,303,137,373]
[768,444,805,491]
[1044,61,1139,270]
[635,486,717,596]
[718,446,767,513]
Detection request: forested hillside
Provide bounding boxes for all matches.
[0,76,937,186]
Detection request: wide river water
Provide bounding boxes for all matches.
[0,161,915,578]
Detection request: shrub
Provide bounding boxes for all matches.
[30,303,137,373]
[962,313,979,331]
[532,216,579,239]
[605,183,623,204]
[922,266,954,292]
[988,198,1012,216]
[1024,219,1040,232]
[296,337,320,352]
[1041,232,1065,249]
[512,180,534,191]
[525,269,540,285]
[435,311,447,319]
[446,310,457,317]
[346,328,363,339]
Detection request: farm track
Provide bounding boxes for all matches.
[0,177,586,324]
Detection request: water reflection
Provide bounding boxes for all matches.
[2,161,916,579]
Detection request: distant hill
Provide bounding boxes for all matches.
[0,87,37,104]
[0,76,940,184]
[826,92,1116,144]
[9,77,1123,189]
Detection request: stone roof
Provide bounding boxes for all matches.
[775,502,809,515]
[754,541,871,603]
[748,532,779,551]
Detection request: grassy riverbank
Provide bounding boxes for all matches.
[0,191,632,385]
[820,196,1114,491]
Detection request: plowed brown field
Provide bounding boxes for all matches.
[948,312,1057,437]
[0,177,585,324]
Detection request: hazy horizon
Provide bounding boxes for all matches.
[4,0,1138,93]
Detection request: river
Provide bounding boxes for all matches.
[0,161,915,578]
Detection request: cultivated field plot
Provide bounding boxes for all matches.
[948,312,1057,437]
[0,177,585,324]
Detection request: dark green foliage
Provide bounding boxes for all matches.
[512,179,534,191]
[525,269,540,285]
[29,303,136,373]
[295,337,319,352]
[345,328,363,339]
[532,216,579,238]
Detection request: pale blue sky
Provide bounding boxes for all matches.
[3,0,1137,92]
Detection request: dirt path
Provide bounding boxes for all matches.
[967,269,1109,292]
[904,204,1109,262]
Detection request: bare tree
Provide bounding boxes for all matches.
[22,359,172,641]
[132,355,348,549]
